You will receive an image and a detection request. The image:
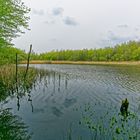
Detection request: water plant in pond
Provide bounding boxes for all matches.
[73,100,140,140]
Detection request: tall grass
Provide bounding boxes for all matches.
[0,65,48,101]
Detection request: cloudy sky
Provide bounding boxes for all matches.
[13,0,140,53]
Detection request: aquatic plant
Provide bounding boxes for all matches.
[71,100,140,140]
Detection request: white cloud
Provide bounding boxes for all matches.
[52,7,64,16]
[13,0,140,52]
[63,16,78,26]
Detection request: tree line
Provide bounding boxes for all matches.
[1,1,140,63]
[37,41,140,61]
[1,41,140,64]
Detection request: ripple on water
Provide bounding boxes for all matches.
[5,64,140,140]
[30,64,140,111]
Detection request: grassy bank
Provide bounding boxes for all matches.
[20,60,140,66]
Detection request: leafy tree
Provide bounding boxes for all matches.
[0,46,27,64]
[37,41,140,61]
[0,0,30,46]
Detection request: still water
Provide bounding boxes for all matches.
[1,64,140,140]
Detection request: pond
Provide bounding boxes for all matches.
[0,64,140,140]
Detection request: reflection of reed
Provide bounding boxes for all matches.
[16,79,20,111]
[48,73,50,84]
[65,74,68,90]
[53,72,56,94]
[17,95,20,111]
[28,92,34,112]
[0,65,49,112]
[58,74,61,92]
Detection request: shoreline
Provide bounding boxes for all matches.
[20,60,140,66]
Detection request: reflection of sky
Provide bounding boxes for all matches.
[2,64,140,139]
[13,0,140,53]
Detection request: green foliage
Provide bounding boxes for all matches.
[0,0,30,46]
[77,102,140,140]
[38,41,140,61]
[0,46,27,64]
[0,0,30,64]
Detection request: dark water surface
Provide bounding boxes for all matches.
[1,64,140,140]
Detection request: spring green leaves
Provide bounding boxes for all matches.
[38,41,140,61]
[0,0,30,46]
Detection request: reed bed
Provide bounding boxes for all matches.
[0,65,48,101]
[20,60,140,66]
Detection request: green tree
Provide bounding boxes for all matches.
[0,46,27,64]
[37,41,140,62]
[0,0,30,46]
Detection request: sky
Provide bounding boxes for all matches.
[13,0,140,53]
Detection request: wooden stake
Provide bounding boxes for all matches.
[24,44,32,79]
[16,53,18,83]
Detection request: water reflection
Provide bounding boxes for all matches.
[0,66,49,111]
[58,74,61,92]
[63,98,77,108]
[33,108,45,114]
[0,108,31,140]
[1,64,140,140]
[52,107,63,117]
[28,92,34,113]
[77,101,140,140]
[65,74,68,90]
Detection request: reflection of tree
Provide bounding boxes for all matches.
[0,108,31,140]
